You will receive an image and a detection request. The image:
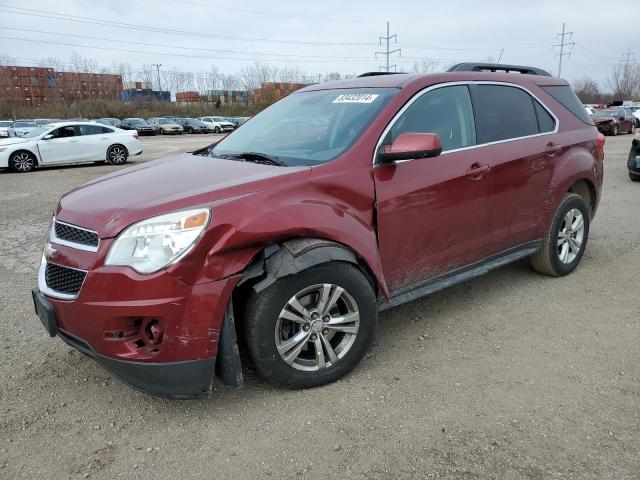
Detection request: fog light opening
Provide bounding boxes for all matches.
[144,319,164,346]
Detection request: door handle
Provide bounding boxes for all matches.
[69,140,79,143]
[545,142,562,155]
[466,163,491,178]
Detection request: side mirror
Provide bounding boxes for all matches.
[378,132,442,163]
[43,134,54,140]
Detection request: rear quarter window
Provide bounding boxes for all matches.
[541,85,594,125]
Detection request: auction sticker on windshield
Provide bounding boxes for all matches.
[333,93,379,104]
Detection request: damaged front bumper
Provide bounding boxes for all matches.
[33,258,242,397]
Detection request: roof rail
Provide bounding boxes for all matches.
[357,72,408,77]
[447,63,552,77]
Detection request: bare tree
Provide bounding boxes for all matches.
[572,76,602,104]
[607,62,640,100]
[412,58,439,74]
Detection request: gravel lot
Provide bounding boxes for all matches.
[1,134,638,479]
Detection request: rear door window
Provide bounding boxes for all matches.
[79,125,104,136]
[473,85,540,143]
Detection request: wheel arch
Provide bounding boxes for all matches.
[235,237,380,296]
[10,148,39,165]
[568,178,596,218]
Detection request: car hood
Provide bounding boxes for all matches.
[160,123,182,128]
[0,137,31,146]
[56,153,310,238]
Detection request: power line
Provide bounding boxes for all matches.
[0,35,383,64]
[376,22,401,72]
[0,5,377,47]
[0,25,379,60]
[553,22,574,78]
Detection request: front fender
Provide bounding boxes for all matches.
[176,166,389,298]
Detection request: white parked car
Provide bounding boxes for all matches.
[0,122,143,173]
[199,116,235,133]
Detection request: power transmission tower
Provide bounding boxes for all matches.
[553,22,574,78]
[376,22,401,72]
[620,47,635,68]
[153,63,162,100]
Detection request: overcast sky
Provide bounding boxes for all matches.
[1,0,637,90]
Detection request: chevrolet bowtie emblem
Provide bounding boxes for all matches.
[43,243,58,260]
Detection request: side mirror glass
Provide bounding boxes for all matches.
[43,134,54,140]
[378,132,443,163]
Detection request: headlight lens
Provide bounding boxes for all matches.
[105,208,210,274]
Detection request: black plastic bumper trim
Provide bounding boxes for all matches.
[56,327,215,399]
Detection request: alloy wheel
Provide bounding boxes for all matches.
[275,283,360,372]
[11,152,34,172]
[557,208,585,264]
[108,146,127,164]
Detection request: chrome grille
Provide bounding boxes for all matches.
[44,263,87,296]
[54,221,99,248]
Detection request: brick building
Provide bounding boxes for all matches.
[0,65,123,107]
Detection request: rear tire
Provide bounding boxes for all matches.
[243,262,377,389]
[107,145,128,165]
[8,151,36,173]
[531,193,590,277]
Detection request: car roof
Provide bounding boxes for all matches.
[299,71,568,93]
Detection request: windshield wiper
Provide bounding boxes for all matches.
[223,152,286,167]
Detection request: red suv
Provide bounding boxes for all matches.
[33,63,604,397]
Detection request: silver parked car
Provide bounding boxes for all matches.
[0,120,12,137]
[8,120,39,138]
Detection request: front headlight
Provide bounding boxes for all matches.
[105,208,210,274]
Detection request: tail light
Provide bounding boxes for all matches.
[133,133,139,140]
[596,132,605,161]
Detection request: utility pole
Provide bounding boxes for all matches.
[376,22,401,72]
[152,63,162,101]
[553,22,574,78]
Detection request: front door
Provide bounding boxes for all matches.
[37,125,80,164]
[373,84,494,293]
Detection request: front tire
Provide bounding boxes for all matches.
[107,145,128,165]
[9,151,36,173]
[611,124,619,136]
[214,126,220,133]
[531,193,590,277]
[630,172,640,182]
[244,262,377,389]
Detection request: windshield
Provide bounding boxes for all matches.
[212,88,395,166]
[0,121,11,127]
[23,126,51,138]
[158,119,172,124]
[13,121,36,128]
[128,119,147,125]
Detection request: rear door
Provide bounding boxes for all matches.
[37,125,81,164]
[469,83,558,251]
[374,84,495,293]
[77,124,112,161]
